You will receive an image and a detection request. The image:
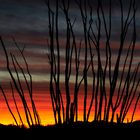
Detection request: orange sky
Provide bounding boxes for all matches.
[0,89,139,127]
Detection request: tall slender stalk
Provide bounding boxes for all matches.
[0,37,40,127]
[10,82,24,126]
[0,85,18,126]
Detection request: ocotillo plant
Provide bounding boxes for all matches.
[0,37,40,127]
[47,0,65,124]
[85,0,139,123]
[47,0,139,124]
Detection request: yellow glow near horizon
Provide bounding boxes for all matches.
[0,90,139,127]
[0,104,139,127]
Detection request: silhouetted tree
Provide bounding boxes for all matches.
[47,0,139,124]
[47,0,65,124]
[0,37,40,127]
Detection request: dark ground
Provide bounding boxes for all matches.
[0,121,140,139]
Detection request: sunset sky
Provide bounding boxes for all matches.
[0,0,140,126]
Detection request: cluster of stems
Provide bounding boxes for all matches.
[0,0,139,126]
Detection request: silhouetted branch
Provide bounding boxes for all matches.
[10,82,24,126]
[0,36,41,127]
[0,85,18,126]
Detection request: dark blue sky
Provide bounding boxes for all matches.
[0,0,140,38]
[0,0,140,83]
